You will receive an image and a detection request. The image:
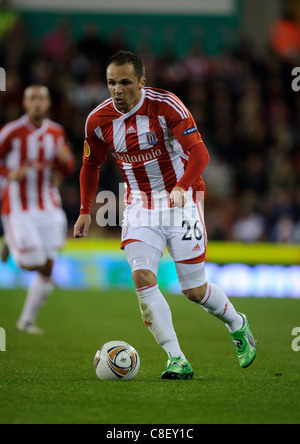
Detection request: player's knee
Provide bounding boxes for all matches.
[183,282,207,303]
[19,257,52,274]
[38,259,54,277]
[132,269,157,290]
[18,249,48,272]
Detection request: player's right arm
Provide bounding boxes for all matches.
[0,124,28,181]
[74,115,108,238]
[0,125,11,178]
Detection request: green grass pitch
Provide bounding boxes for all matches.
[0,288,299,424]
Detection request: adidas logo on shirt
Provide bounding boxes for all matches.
[192,244,201,252]
[126,126,137,134]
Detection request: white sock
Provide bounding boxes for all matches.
[18,273,54,326]
[200,283,243,333]
[136,284,186,360]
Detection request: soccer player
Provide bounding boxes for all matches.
[0,85,74,333]
[74,51,256,379]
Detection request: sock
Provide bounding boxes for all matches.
[18,273,54,326]
[136,284,186,360]
[200,283,243,333]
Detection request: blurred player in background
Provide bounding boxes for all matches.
[0,85,74,333]
[74,51,256,378]
[0,161,8,259]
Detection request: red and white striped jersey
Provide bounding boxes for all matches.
[84,87,206,203]
[0,114,71,215]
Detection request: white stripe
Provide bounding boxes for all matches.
[145,90,189,119]
[8,138,22,213]
[136,115,151,150]
[113,119,127,153]
[94,126,106,142]
[26,132,38,211]
[143,158,166,192]
[43,133,55,210]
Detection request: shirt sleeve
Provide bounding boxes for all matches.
[83,115,108,167]
[175,142,210,191]
[0,125,12,160]
[164,96,203,154]
[79,115,109,214]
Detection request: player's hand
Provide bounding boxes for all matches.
[74,214,91,238]
[170,186,187,208]
[8,166,27,182]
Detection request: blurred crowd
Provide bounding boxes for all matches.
[0,14,300,243]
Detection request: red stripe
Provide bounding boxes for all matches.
[121,238,141,250]
[175,251,206,264]
[222,302,228,316]
[2,186,10,214]
[136,284,157,292]
[152,116,178,193]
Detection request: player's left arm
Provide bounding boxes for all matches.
[167,110,210,207]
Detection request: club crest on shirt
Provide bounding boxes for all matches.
[146,131,158,146]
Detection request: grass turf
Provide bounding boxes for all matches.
[0,288,299,424]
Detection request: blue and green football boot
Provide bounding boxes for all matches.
[230,313,257,368]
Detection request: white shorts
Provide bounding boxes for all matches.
[122,194,207,262]
[122,193,207,291]
[2,208,67,268]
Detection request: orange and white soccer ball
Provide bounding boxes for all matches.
[94,341,140,380]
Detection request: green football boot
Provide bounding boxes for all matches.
[161,355,194,380]
[230,313,257,368]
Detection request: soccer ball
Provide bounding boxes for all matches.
[94,341,140,380]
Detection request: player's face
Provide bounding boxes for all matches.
[106,63,146,113]
[23,86,51,123]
